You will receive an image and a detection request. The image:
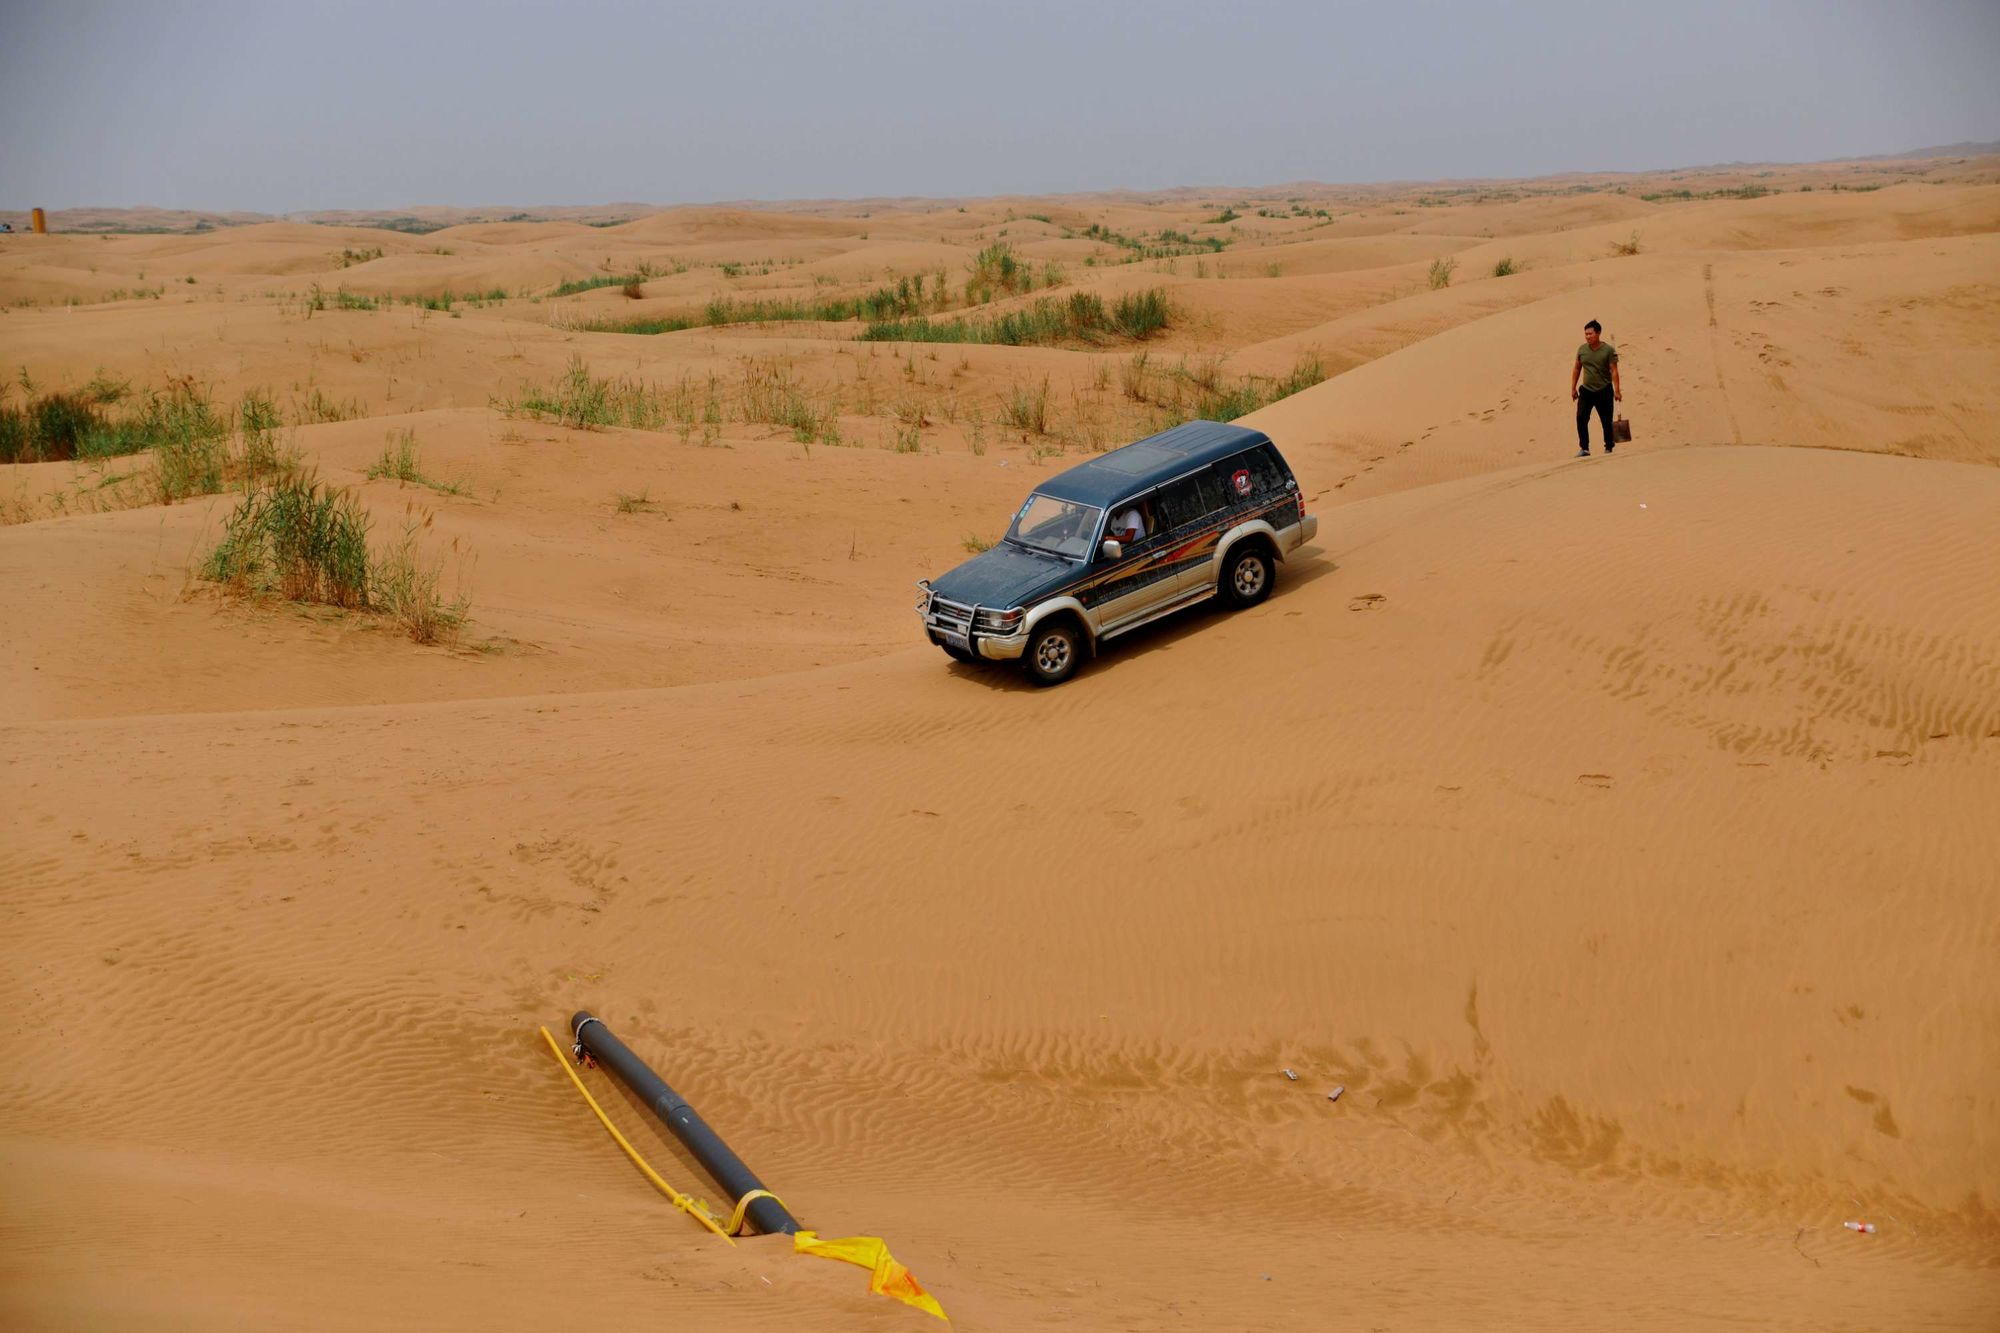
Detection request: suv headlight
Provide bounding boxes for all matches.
[974,607,1025,635]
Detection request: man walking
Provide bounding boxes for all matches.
[1570,319,1621,456]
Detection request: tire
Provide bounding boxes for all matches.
[1219,543,1274,609]
[1022,618,1084,687]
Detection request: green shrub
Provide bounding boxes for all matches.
[1110,289,1170,339]
[1428,257,1456,290]
[1493,256,1517,277]
[30,393,101,460]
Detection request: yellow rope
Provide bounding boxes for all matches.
[536,1025,735,1245]
[722,1188,788,1237]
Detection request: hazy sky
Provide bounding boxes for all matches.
[4,0,1997,211]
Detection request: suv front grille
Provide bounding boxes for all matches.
[925,595,975,636]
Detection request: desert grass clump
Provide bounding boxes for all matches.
[965,242,1027,304]
[511,357,614,429]
[372,514,468,643]
[83,372,132,404]
[202,472,372,608]
[859,288,1171,347]
[614,490,656,514]
[1492,256,1518,277]
[367,429,425,484]
[1002,377,1053,435]
[1146,351,1329,427]
[1110,289,1170,339]
[1428,257,1457,290]
[295,386,362,425]
[0,380,293,497]
[550,270,654,298]
[1611,231,1643,257]
[366,428,464,494]
[147,383,234,502]
[236,389,287,477]
[202,480,468,642]
[739,358,832,442]
[14,392,101,462]
[580,312,703,335]
[1119,351,1152,402]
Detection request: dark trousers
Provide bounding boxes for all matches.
[1576,386,1615,450]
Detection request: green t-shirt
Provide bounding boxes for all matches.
[1577,341,1618,392]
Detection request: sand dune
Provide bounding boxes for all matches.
[3,157,1998,1329]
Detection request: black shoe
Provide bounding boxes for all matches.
[1605,444,1616,454]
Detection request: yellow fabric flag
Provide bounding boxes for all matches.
[793,1230,948,1322]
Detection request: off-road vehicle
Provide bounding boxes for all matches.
[917,420,1318,685]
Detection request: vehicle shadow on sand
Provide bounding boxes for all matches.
[940,548,1341,693]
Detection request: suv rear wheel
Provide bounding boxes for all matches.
[1023,618,1083,687]
[1220,543,1273,609]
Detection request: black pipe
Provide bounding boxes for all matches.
[569,1010,799,1236]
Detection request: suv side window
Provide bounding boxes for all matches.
[1153,470,1224,531]
[1215,446,1287,503]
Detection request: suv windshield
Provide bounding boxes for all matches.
[1005,493,1102,559]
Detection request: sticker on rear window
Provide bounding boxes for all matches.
[1231,468,1252,497]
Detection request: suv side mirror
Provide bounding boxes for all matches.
[1099,538,1123,561]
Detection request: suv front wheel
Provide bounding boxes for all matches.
[1220,544,1273,609]
[1023,618,1084,687]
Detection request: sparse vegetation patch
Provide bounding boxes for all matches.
[366,428,464,495]
[202,476,467,642]
[858,288,1172,347]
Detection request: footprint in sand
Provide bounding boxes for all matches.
[1577,773,1614,789]
[1349,593,1387,611]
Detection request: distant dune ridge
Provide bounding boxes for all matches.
[3,149,1998,1330]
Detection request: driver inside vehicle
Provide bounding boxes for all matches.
[1106,500,1150,546]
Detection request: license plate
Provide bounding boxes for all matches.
[940,629,969,651]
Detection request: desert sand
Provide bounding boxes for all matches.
[3,152,1998,1330]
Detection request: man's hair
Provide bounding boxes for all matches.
[1584,319,1602,333]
